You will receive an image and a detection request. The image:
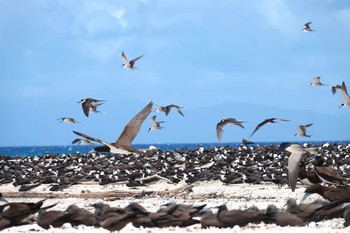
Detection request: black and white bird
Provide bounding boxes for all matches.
[121,52,144,70]
[148,115,165,132]
[73,101,153,154]
[339,81,350,108]
[250,118,290,137]
[309,77,328,86]
[78,98,106,117]
[303,22,314,32]
[155,104,184,116]
[331,85,342,95]
[71,139,94,145]
[57,117,80,123]
[216,118,245,141]
[294,123,313,137]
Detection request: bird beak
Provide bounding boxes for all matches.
[299,193,310,204]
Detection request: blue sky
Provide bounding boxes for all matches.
[1,0,349,146]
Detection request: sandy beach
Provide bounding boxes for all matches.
[1,180,348,233]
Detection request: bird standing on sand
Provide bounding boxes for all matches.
[73,101,153,154]
[57,117,79,123]
[294,123,313,137]
[303,22,315,32]
[148,115,165,132]
[250,118,290,137]
[78,98,106,117]
[121,52,144,70]
[339,81,350,108]
[216,118,245,141]
[309,77,328,86]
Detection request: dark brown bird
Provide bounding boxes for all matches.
[298,161,322,186]
[0,199,56,230]
[303,22,315,32]
[216,204,269,227]
[64,204,98,227]
[78,98,106,117]
[216,118,245,141]
[242,138,254,145]
[301,184,350,203]
[36,209,67,229]
[265,204,308,226]
[285,198,329,220]
[73,101,153,154]
[250,118,290,137]
[121,52,144,70]
[314,156,346,185]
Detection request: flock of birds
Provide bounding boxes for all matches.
[1,191,350,231]
[2,22,350,231]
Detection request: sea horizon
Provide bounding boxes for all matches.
[1,140,349,157]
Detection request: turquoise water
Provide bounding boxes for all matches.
[1,140,349,157]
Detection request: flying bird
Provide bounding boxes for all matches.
[250,118,290,137]
[57,117,79,123]
[216,118,245,141]
[339,81,350,108]
[78,98,106,117]
[73,101,153,154]
[309,77,328,86]
[294,123,313,137]
[148,115,165,132]
[277,143,318,192]
[121,52,144,70]
[155,104,184,116]
[303,22,314,32]
[331,85,342,95]
[89,103,105,114]
[71,139,94,145]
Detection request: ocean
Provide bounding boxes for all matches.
[1,140,349,157]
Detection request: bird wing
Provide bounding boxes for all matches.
[115,101,153,146]
[288,152,304,192]
[121,52,130,66]
[250,119,270,137]
[216,122,225,141]
[130,55,144,66]
[82,104,90,117]
[72,131,114,149]
[227,118,245,129]
[305,22,312,29]
[341,82,350,102]
[150,115,158,127]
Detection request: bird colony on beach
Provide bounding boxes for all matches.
[2,21,349,231]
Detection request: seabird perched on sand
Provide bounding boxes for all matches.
[78,98,106,117]
[216,118,245,141]
[339,81,350,108]
[331,85,342,95]
[277,143,318,192]
[148,115,165,132]
[250,118,290,137]
[313,156,346,185]
[57,117,80,123]
[73,101,153,154]
[294,123,313,137]
[309,77,328,86]
[121,52,144,70]
[303,22,315,32]
[301,184,350,203]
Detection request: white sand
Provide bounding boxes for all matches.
[1,181,348,232]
